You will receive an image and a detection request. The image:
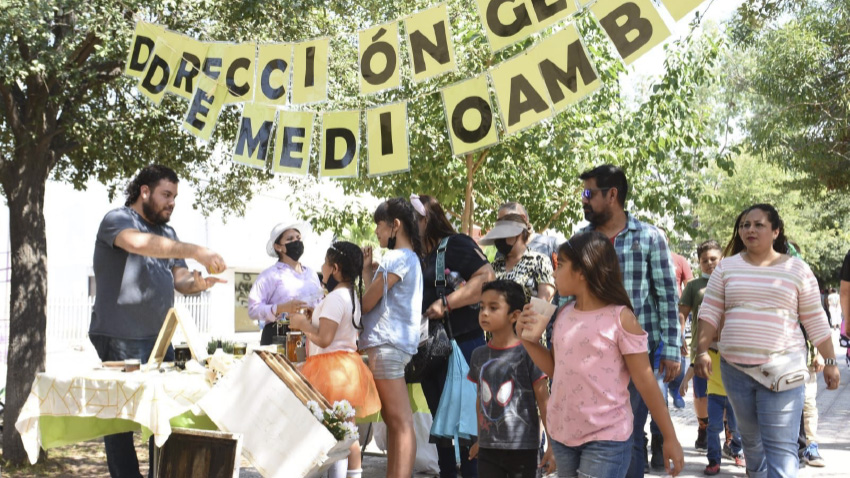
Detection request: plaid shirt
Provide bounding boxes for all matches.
[581,213,681,362]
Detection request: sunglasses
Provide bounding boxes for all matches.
[582,187,611,200]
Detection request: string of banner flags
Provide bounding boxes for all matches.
[125,0,708,178]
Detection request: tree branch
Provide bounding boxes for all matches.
[471,148,489,176]
[0,83,24,141]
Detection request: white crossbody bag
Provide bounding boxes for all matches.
[727,348,810,392]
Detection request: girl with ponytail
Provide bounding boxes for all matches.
[290,241,380,478]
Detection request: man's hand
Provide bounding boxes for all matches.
[468,442,479,460]
[694,352,712,379]
[658,358,681,383]
[424,299,447,319]
[184,270,226,294]
[195,247,226,274]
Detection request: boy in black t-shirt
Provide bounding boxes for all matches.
[468,280,555,477]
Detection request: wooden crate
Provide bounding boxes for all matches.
[156,428,242,478]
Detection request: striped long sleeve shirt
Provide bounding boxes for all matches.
[582,214,681,362]
[698,254,831,365]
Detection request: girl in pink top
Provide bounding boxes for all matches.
[518,231,684,477]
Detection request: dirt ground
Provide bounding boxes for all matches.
[1,438,147,478]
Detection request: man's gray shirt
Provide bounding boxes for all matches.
[90,206,188,339]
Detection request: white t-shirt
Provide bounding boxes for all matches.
[308,288,361,356]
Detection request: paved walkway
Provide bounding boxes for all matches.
[354,332,850,477]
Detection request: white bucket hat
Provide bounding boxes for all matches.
[266,222,310,257]
[478,219,527,246]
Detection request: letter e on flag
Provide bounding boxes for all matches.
[182,73,227,142]
[273,110,315,176]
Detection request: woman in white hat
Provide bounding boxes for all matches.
[248,222,324,345]
[479,214,555,302]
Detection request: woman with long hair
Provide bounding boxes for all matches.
[360,198,423,478]
[695,204,840,477]
[412,194,495,478]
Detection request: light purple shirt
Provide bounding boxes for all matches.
[247,262,324,327]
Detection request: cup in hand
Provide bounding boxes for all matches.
[521,297,557,341]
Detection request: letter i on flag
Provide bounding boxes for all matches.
[232,103,278,170]
[367,102,409,176]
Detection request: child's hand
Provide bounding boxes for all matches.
[518,304,545,341]
[663,438,685,476]
[539,443,556,474]
[679,379,689,398]
[468,442,479,460]
[289,313,308,331]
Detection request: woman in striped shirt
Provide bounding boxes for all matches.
[694,204,839,478]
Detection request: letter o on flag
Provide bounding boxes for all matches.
[450,96,493,144]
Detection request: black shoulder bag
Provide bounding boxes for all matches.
[404,236,454,383]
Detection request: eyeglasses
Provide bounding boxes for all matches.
[582,187,611,200]
[737,222,769,231]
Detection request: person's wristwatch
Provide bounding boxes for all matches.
[824,358,837,366]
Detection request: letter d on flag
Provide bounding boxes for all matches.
[320,111,360,178]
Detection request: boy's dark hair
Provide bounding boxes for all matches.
[373,197,423,257]
[696,239,721,260]
[326,241,365,329]
[124,164,179,206]
[578,164,628,207]
[558,232,634,312]
[481,280,527,314]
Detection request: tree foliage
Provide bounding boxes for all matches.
[694,154,850,283]
[728,0,850,191]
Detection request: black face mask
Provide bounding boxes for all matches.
[283,240,304,261]
[323,274,339,292]
[494,238,514,256]
[387,235,397,250]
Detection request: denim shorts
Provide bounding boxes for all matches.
[366,344,412,380]
[551,438,631,478]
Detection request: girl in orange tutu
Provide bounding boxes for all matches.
[290,241,380,478]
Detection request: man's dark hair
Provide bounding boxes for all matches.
[579,164,628,207]
[481,279,527,313]
[124,165,179,206]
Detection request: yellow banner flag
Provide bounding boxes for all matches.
[272,111,315,176]
[490,50,553,136]
[659,0,704,21]
[165,32,210,100]
[367,102,409,176]
[476,0,578,52]
[359,21,402,95]
[182,73,228,142]
[320,111,360,178]
[254,43,293,107]
[441,75,499,156]
[138,32,183,105]
[221,42,256,104]
[292,38,329,105]
[125,22,164,79]
[404,3,456,83]
[534,25,600,113]
[232,103,278,170]
[591,0,671,66]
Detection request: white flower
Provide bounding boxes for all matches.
[306,400,324,421]
[333,400,355,419]
[339,421,359,440]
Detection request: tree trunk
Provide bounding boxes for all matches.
[2,155,50,465]
[462,153,475,235]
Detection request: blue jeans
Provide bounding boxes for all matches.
[89,334,174,478]
[551,438,631,478]
[720,359,804,478]
[421,334,485,478]
[707,394,742,463]
[626,350,665,478]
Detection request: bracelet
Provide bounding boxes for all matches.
[824,358,837,366]
[442,295,452,314]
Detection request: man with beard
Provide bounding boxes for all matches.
[578,164,680,477]
[89,164,226,478]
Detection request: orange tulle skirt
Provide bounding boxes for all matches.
[301,351,382,419]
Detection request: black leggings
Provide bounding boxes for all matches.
[477,448,538,478]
